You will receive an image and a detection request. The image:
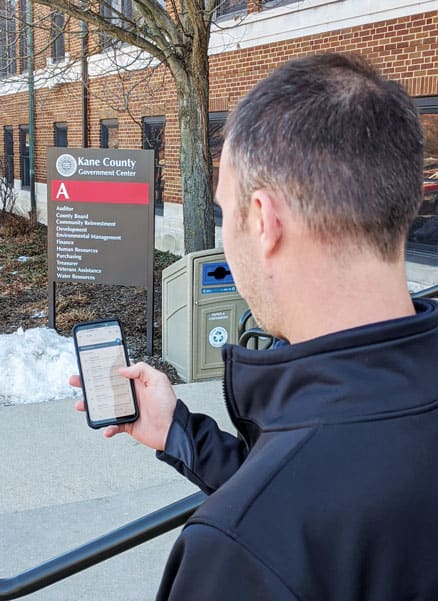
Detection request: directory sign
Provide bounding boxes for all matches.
[47,147,155,353]
[47,147,154,287]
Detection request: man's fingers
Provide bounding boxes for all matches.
[119,362,169,385]
[75,399,85,412]
[69,374,82,388]
[119,362,153,380]
[103,425,126,438]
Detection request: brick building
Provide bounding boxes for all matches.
[0,0,437,282]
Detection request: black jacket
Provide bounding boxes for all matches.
[157,299,438,600]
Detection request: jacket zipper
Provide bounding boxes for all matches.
[221,345,250,448]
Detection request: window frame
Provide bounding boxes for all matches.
[261,0,330,11]
[99,1,114,50]
[4,126,14,185]
[54,122,68,147]
[0,0,17,78]
[19,124,30,189]
[121,0,133,23]
[19,0,28,74]
[215,0,247,19]
[99,0,134,49]
[208,111,228,227]
[51,11,65,63]
[142,115,165,216]
[100,118,119,149]
[405,96,438,266]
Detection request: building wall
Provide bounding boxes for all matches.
[0,2,437,255]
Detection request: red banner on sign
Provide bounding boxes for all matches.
[51,180,149,205]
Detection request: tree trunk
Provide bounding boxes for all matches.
[175,44,215,254]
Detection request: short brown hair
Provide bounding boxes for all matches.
[225,53,424,260]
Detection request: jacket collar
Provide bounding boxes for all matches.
[222,299,438,447]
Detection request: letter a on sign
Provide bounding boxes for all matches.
[56,182,70,200]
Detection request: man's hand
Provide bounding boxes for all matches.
[69,362,177,451]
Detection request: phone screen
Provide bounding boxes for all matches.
[73,320,138,427]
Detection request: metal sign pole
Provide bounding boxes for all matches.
[48,280,56,330]
[146,267,154,357]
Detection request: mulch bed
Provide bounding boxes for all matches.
[0,213,183,383]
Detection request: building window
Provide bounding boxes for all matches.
[209,111,228,225]
[142,116,165,216]
[216,0,246,18]
[99,0,133,49]
[51,12,65,63]
[261,0,301,7]
[19,0,27,73]
[406,97,438,266]
[3,126,14,185]
[261,0,340,8]
[99,1,113,50]
[19,124,30,189]
[54,122,68,147]
[100,118,119,148]
[0,0,17,78]
[121,0,132,23]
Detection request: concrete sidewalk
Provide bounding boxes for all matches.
[0,380,230,601]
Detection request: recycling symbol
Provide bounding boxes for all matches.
[209,326,228,348]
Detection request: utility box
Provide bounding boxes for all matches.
[162,248,249,382]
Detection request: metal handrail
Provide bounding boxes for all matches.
[238,286,438,349]
[0,491,205,600]
[238,308,278,349]
[411,284,438,299]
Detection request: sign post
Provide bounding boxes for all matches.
[47,147,155,355]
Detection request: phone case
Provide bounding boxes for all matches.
[72,318,139,429]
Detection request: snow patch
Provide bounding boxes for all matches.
[0,327,81,405]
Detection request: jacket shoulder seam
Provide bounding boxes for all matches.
[236,425,318,527]
[185,520,305,601]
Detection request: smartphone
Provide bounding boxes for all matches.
[72,318,139,429]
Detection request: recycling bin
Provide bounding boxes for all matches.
[162,248,249,381]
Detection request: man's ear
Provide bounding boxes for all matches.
[250,190,282,256]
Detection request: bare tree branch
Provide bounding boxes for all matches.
[134,0,184,49]
[33,0,173,64]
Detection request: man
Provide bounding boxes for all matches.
[73,53,438,599]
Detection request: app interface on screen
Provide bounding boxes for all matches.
[76,323,135,422]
